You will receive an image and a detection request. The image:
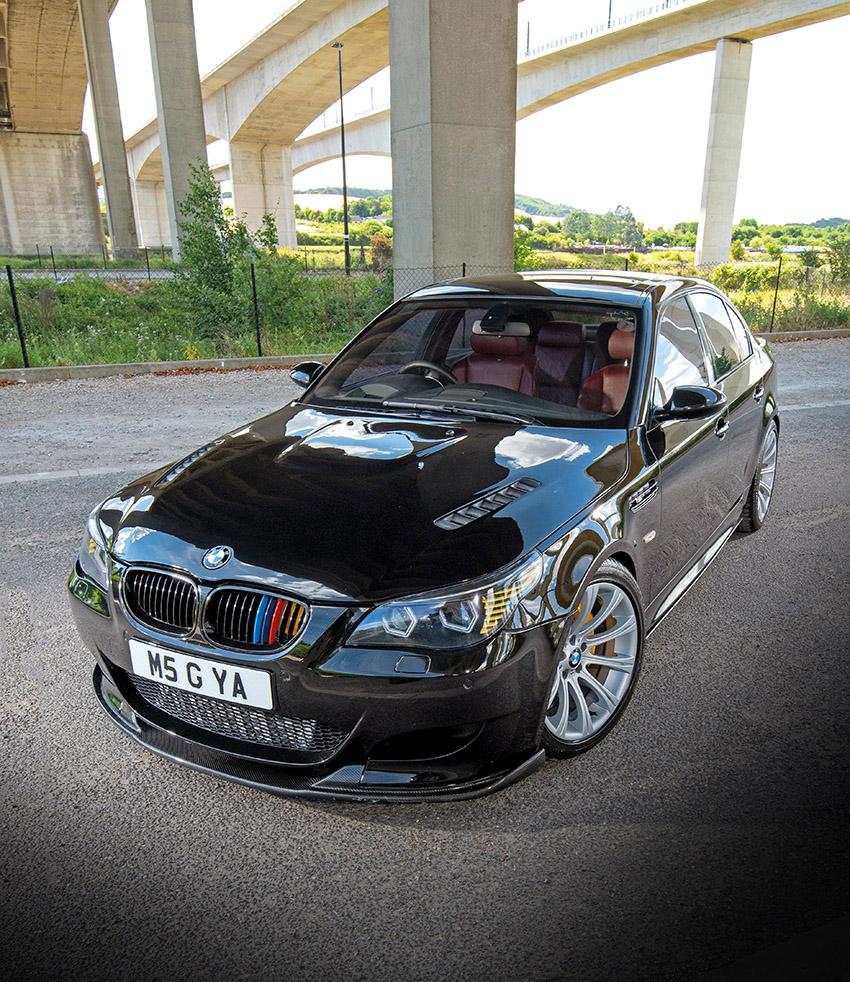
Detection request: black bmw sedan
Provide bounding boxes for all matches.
[69,271,778,801]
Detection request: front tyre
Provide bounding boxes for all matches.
[739,419,778,533]
[542,559,644,758]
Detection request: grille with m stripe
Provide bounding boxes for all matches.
[122,569,308,651]
[205,588,307,649]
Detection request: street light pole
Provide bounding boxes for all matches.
[332,41,351,276]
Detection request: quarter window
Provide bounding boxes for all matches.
[724,301,754,358]
[689,292,745,378]
[653,297,708,405]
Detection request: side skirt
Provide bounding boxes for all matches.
[646,525,736,636]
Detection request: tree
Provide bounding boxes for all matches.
[826,237,850,279]
[561,210,592,241]
[613,204,643,248]
[764,241,783,258]
[730,239,746,261]
[646,228,671,246]
[370,233,393,270]
[513,229,546,270]
[674,221,699,235]
[591,211,616,243]
[515,213,534,231]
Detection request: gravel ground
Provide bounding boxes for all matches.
[0,339,848,982]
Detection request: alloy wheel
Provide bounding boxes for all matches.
[545,580,640,745]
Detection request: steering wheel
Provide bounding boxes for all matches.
[399,361,458,385]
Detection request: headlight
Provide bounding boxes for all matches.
[78,509,110,590]
[347,553,544,650]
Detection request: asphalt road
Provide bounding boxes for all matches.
[1,339,848,982]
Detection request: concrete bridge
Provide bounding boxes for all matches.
[3,0,849,281]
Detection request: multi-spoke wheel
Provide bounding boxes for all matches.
[739,419,778,532]
[543,559,644,757]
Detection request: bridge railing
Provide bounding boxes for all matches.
[520,0,703,59]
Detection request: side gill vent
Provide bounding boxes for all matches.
[434,478,541,530]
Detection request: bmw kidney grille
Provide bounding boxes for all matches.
[122,569,307,650]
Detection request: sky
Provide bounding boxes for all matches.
[87,0,850,230]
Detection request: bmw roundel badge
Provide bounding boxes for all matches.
[203,545,233,569]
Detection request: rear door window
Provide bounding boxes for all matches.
[688,292,746,379]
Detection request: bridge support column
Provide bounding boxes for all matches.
[695,38,752,268]
[389,0,517,296]
[0,133,103,254]
[144,0,207,260]
[78,0,138,257]
[131,179,170,248]
[229,142,296,249]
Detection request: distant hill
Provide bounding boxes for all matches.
[809,217,850,229]
[300,187,391,198]
[514,194,576,218]
[298,187,578,219]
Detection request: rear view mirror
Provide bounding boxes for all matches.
[290,361,325,389]
[654,385,726,422]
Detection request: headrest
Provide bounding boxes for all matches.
[470,333,532,356]
[608,328,635,361]
[538,321,585,348]
[472,319,531,337]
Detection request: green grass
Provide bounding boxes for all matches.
[0,267,393,369]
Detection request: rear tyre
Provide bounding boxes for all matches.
[542,559,644,759]
[739,420,778,533]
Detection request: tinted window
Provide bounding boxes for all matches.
[653,297,708,404]
[724,301,753,357]
[308,299,641,427]
[689,292,745,378]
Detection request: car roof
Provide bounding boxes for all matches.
[405,269,715,308]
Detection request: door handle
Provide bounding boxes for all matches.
[714,416,729,439]
[753,383,765,402]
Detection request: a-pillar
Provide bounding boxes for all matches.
[144,0,207,260]
[229,142,297,249]
[78,0,138,257]
[388,0,517,296]
[695,38,753,268]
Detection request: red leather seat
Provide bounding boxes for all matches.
[577,328,634,415]
[534,321,586,406]
[452,332,537,395]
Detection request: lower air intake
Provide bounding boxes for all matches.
[129,673,348,753]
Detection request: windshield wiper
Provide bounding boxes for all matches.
[381,400,539,426]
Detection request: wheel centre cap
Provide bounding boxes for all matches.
[568,651,582,669]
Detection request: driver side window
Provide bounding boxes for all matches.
[653,298,709,406]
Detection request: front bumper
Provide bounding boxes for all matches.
[95,664,545,801]
[74,582,557,802]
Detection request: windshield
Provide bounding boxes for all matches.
[306,298,642,427]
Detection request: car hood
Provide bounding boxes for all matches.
[99,403,628,603]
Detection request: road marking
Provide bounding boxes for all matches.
[782,400,850,412]
[1,398,847,485]
[0,465,142,485]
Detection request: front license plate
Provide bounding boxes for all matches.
[129,639,273,710]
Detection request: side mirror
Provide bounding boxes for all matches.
[289,361,325,389]
[654,384,726,422]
